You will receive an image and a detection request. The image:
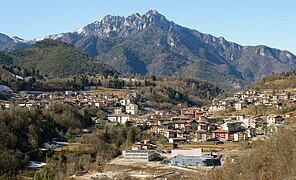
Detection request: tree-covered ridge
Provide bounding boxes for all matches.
[9,39,116,77]
[136,76,223,109]
[0,104,147,179]
[0,104,93,177]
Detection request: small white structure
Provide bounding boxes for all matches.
[126,103,139,115]
[208,105,226,111]
[234,133,239,142]
[168,137,187,144]
[234,102,242,110]
[114,107,123,115]
[233,132,246,142]
[107,114,130,124]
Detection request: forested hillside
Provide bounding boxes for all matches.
[136,76,223,109]
[9,39,116,77]
[0,104,92,177]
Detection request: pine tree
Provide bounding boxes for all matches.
[128,129,136,143]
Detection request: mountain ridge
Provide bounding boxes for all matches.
[1,10,296,89]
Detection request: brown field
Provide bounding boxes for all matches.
[89,87,136,98]
[54,143,95,152]
[158,142,242,152]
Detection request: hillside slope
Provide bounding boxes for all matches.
[249,71,296,91]
[9,39,116,77]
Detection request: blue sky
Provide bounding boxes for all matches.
[1,0,296,54]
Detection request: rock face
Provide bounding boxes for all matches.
[1,10,296,89]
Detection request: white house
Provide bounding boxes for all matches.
[195,130,207,142]
[164,130,177,139]
[126,103,139,115]
[267,115,283,126]
[234,102,242,110]
[247,127,256,138]
[241,116,253,128]
[222,121,241,133]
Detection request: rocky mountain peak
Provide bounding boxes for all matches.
[73,10,172,38]
[146,9,160,16]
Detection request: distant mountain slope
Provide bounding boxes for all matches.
[1,10,296,89]
[9,39,116,77]
[0,33,29,52]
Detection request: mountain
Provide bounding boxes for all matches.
[9,39,116,77]
[0,33,29,52]
[1,10,296,89]
[43,10,295,89]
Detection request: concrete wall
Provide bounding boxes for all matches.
[171,148,202,157]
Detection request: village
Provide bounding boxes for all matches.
[1,86,296,178]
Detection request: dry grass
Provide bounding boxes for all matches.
[89,87,135,98]
[158,142,241,152]
[54,143,95,152]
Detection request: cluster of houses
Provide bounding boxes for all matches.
[119,89,295,168]
[209,89,296,111]
[1,89,293,144]
[107,102,139,124]
[1,88,295,169]
[0,90,139,113]
[144,107,278,143]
